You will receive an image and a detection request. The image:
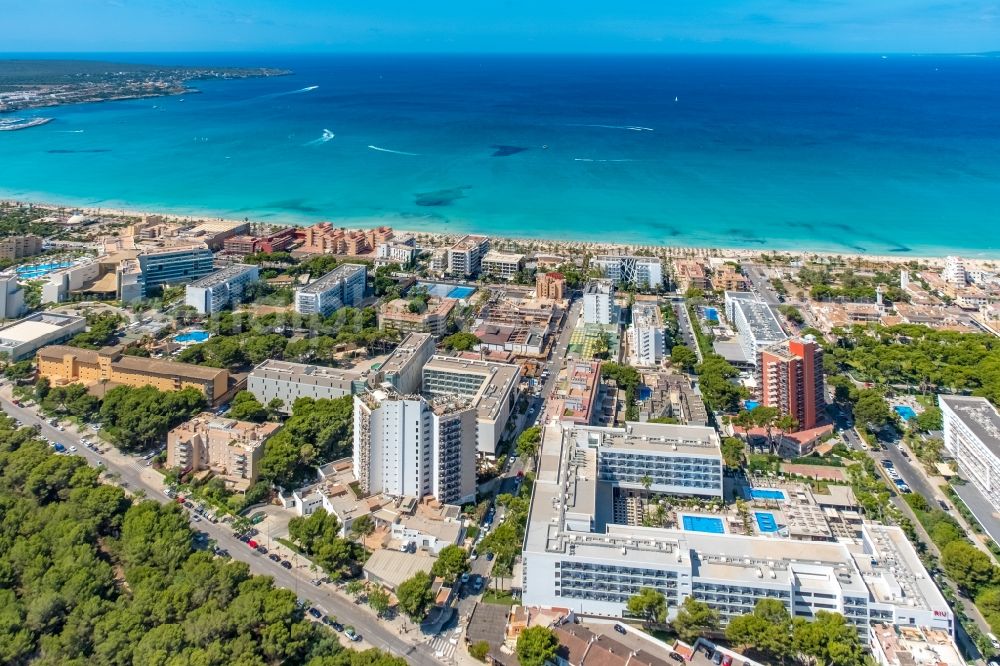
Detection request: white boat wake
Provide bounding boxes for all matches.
[368,145,419,156]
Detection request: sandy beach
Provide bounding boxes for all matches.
[7,197,994,270]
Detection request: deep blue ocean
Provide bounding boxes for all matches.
[2,53,999,256]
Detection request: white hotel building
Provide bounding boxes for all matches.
[592,255,663,289]
[629,302,666,366]
[521,421,954,643]
[294,263,367,316]
[184,263,260,315]
[940,395,1000,513]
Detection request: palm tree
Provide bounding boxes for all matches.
[640,475,653,492]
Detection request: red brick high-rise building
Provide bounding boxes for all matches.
[758,337,825,431]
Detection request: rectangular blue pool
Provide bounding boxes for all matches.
[894,405,916,421]
[704,307,718,321]
[755,512,779,533]
[417,281,476,299]
[749,488,787,501]
[682,515,725,534]
[744,400,759,411]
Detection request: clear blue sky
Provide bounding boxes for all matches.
[2,0,997,54]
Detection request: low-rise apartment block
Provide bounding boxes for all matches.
[376,236,418,266]
[673,259,709,292]
[379,296,455,338]
[184,263,260,315]
[0,312,85,361]
[294,263,366,316]
[247,359,366,412]
[371,332,436,394]
[637,372,708,426]
[550,360,603,426]
[0,234,42,260]
[521,421,954,641]
[629,302,665,366]
[222,227,296,255]
[37,344,229,402]
[940,395,1000,514]
[298,223,393,255]
[536,271,566,301]
[481,251,525,280]
[711,265,749,292]
[167,414,280,492]
[592,255,663,288]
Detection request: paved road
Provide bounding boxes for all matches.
[743,263,781,305]
[0,393,444,666]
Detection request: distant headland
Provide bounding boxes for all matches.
[0,58,291,114]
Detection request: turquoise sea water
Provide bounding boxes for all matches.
[2,54,1000,256]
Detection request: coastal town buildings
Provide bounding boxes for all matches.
[0,234,42,261]
[378,295,455,338]
[247,359,366,412]
[472,289,562,357]
[222,227,296,256]
[536,271,566,301]
[37,344,229,402]
[943,256,968,286]
[184,263,260,315]
[440,235,491,277]
[711,265,750,292]
[371,333,435,395]
[520,420,954,641]
[940,395,1000,514]
[869,624,965,666]
[758,337,825,431]
[725,291,788,365]
[673,259,709,293]
[294,263,366,316]
[549,359,603,426]
[583,280,616,325]
[637,372,709,426]
[480,251,525,280]
[298,223,393,255]
[376,236,418,266]
[592,254,663,289]
[629,302,665,366]
[0,275,27,320]
[0,312,85,361]
[166,414,280,492]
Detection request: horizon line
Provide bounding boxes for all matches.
[1,50,998,57]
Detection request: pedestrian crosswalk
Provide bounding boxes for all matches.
[427,635,457,662]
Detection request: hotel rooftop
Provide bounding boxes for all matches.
[299,262,365,294]
[187,263,257,288]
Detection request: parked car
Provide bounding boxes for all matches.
[308,608,322,619]
[486,552,495,561]
[281,560,292,569]
[938,500,950,511]
[668,653,684,663]
[256,545,268,554]
[268,553,281,562]
[247,540,258,549]
[613,624,627,635]
[345,627,361,641]
[712,651,723,665]
[332,621,344,632]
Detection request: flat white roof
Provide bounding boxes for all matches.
[0,320,64,343]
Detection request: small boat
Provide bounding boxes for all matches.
[674,96,679,102]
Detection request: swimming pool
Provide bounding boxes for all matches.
[749,488,787,501]
[417,281,476,300]
[16,261,72,279]
[681,515,725,534]
[894,405,917,421]
[704,307,718,321]
[755,512,779,533]
[744,400,759,411]
[175,330,210,344]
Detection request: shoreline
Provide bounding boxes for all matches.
[5,195,999,268]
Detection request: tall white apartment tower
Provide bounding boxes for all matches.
[583,280,616,325]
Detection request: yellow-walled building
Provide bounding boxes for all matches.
[36,345,229,403]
